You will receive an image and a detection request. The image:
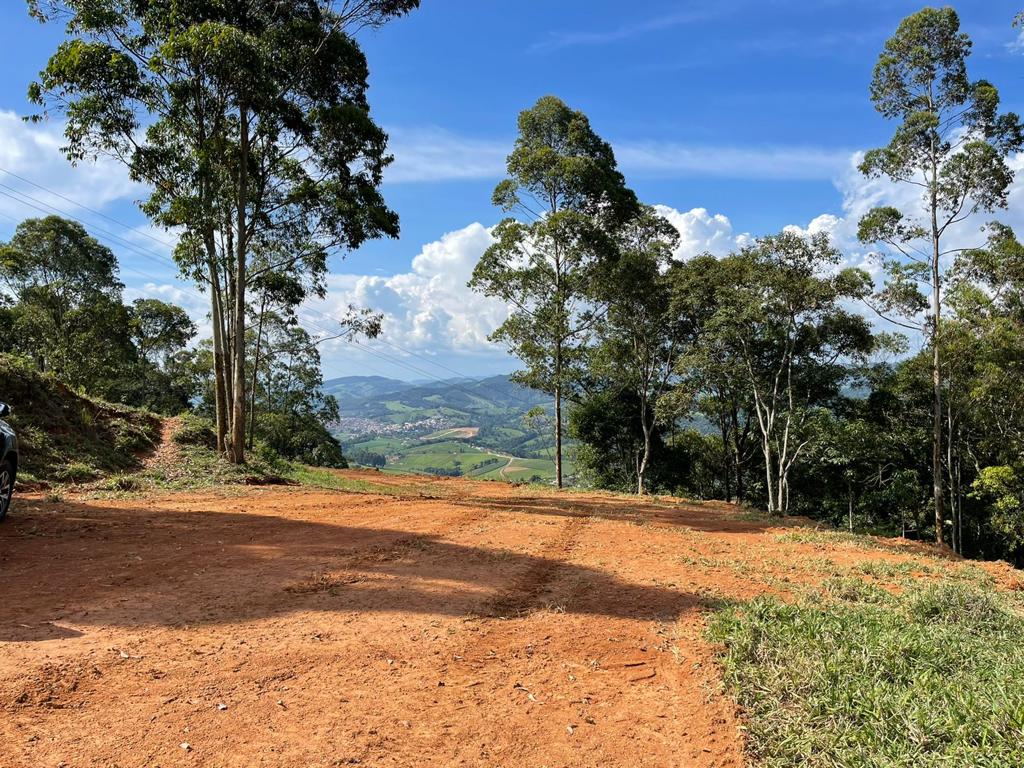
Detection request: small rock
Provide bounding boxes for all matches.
[180,742,191,752]
[217,703,228,711]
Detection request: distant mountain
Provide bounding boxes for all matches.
[333,375,544,420]
[322,375,413,402]
[326,374,553,458]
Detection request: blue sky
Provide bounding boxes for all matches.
[1,2,1023,380]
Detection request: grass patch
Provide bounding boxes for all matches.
[774,528,910,554]
[710,581,1024,767]
[285,465,428,497]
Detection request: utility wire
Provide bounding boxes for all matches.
[0,168,546,413]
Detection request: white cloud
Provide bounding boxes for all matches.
[616,141,852,181]
[653,204,751,259]
[304,222,510,364]
[384,125,854,184]
[385,127,507,184]
[1007,27,1024,53]
[0,111,142,224]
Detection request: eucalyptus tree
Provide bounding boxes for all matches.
[27,0,414,462]
[469,96,638,488]
[589,206,681,494]
[667,254,756,503]
[697,233,874,515]
[856,7,1023,543]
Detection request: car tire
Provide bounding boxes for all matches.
[0,458,13,522]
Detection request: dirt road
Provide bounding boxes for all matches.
[0,472,973,767]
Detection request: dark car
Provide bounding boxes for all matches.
[0,402,17,521]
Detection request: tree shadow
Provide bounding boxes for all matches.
[454,491,782,534]
[0,495,709,641]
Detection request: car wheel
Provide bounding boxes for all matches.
[0,458,13,522]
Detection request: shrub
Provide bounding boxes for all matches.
[171,413,217,449]
[51,462,99,484]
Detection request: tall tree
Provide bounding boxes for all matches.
[0,215,136,398]
[696,233,874,515]
[667,254,757,504]
[469,95,638,487]
[28,0,414,463]
[857,7,1023,543]
[590,206,681,494]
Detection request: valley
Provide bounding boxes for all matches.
[325,374,572,482]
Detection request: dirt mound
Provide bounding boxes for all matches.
[0,355,161,483]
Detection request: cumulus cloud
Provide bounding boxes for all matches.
[304,222,510,365]
[653,204,751,259]
[782,152,1024,273]
[302,203,749,376]
[0,111,142,224]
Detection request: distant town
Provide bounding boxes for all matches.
[331,416,453,439]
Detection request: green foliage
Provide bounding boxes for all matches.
[0,216,138,402]
[970,465,1024,557]
[171,414,218,450]
[0,216,198,413]
[470,95,639,486]
[710,581,1024,767]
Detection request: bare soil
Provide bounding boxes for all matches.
[1,471,1011,767]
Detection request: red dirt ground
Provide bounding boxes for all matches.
[0,471,1013,767]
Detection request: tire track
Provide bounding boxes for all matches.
[480,509,589,619]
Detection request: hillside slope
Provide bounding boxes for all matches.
[0,355,161,483]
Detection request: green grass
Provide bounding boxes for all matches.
[774,528,912,554]
[285,465,427,496]
[709,580,1024,767]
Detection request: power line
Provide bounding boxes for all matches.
[0,186,181,278]
[0,167,545,413]
[0,166,179,251]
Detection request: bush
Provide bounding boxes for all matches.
[171,413,217,449]
[51,462,99,484]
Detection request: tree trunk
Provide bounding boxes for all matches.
[554,383,563,489]
[733,405,748,503]
[206,248,229,456]
[930,161,945,545]
[763,439,777,515]
[848,483,854,533]
[248,294,267,452]
[554,339,563,489]
[230,103,250,464]
[719,418,732,503]
[637,400,652,496]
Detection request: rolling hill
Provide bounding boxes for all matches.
[324,374,567,480]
